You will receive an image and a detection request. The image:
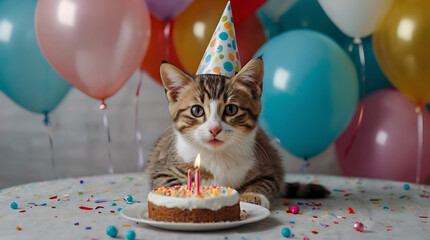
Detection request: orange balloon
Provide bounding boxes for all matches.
[173,0,228,73]
[141,15,183,85]
[236,14,267,67]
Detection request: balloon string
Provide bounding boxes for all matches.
[299,157,310,174]
[416,103,423,184]
[101,102,114,174]
[164,21,171,60]
[356,37,366,97]
[135,72,145,171]
[43,113,57,179]
[343,38,366,157]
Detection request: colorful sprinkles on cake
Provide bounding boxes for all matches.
[151,185,235,199]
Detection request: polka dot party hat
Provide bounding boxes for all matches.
[196,1,240,77]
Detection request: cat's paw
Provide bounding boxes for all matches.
[240,193,270,209]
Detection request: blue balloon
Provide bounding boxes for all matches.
[255,30,359,158]
[0,0,71,114]
[258,0,348,44]
[343,36,392,97]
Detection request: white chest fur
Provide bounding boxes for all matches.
[175,130,257,189]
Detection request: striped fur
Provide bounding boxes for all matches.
[146,58,329,209]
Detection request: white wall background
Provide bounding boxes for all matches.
[0,72,341,189]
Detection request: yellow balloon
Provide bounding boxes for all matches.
[173,0,228,74]
[373,0,430,103]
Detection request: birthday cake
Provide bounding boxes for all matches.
[147,185,240,223]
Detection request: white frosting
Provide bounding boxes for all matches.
[148,189,239,211]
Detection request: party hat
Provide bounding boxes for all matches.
[196,1,240,77]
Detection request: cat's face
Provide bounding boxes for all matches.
[160,58,264,151]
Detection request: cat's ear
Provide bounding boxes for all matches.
[233,57,264,97]
[160,62,193,102]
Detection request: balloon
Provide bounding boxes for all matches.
[235,14,267,67]
[230,0,267,26]
[35,0,151,101]
[336,89,430,183]
[259,0,347,44]
[258,0,297,21]
[141,15,183,85]
[256,0,296,38]
[0,0,70,114]
[144,0,193,21]
[344,36,391,97]
[173,0,227,73]
[173,0,267,74]
[318,0,393,39]
[373,0,430,104]
[256,30,358,158]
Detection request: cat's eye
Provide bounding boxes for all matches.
[224,104,238,116]
[191,105,204,117]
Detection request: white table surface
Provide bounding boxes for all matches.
[1,173,429,240]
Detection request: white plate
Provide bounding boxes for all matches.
[120,202,270,231]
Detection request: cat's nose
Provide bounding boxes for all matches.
[209,127,222,137]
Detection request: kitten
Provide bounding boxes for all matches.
[145,57,330,209]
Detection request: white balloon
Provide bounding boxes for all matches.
[318,0,393,38]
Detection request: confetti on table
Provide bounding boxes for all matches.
[10,202,18,209]
[320,223,329,228]
[2,173,430,239]
[49,195,57,200]
[16,226,22,231]
[281,228,291,237]
[106,225,118,238]
[79,206,93,210]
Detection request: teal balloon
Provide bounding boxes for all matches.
[258,0,348,44]
[343,36,392,97]
[255,30,359,158]
[0,0,71,114]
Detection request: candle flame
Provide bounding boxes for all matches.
[194,154,201,168]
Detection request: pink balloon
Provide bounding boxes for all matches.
[336,89,430,184]
[35,0,151,100]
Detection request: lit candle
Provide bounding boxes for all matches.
[187,169,191,191]
[194,154,201,195]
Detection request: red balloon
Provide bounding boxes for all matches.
[231,0,267,26]
[236,14,267,67]
[336,89,430,184]
[35,0,151,100]
[141,15,183,85]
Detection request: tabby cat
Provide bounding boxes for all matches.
[145,58,330,209]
